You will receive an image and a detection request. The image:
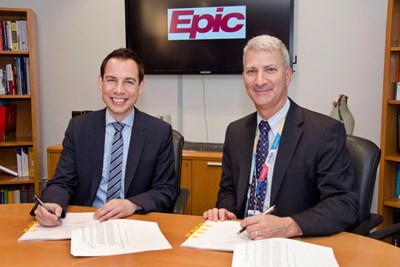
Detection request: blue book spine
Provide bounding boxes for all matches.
[396,163,400,198]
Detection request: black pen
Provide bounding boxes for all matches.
[237,205,276,234]
[33,195,62,222]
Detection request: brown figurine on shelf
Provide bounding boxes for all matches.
[330,94,355,135]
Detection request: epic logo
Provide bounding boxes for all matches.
[168,6,246,40]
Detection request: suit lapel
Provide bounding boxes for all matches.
[124,108,146,193]
[90,109,107,202]
[270,100,303,204]
[237,113,257,215]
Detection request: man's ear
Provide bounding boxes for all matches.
[97,75,103,90]
[138,80,145,94]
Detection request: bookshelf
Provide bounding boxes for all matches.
[0,8,40,201]
[378,0,400,229]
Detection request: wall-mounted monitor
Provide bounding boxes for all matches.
[125,0,294,75]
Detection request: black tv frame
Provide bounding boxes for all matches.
[125,0,294,75]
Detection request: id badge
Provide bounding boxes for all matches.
[247,210,261,217]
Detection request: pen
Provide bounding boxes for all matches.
[237,205,276,234]
[33,195,62,222]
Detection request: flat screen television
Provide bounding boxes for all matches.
[125,0,294,75]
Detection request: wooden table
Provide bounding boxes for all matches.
[0,204,399,266]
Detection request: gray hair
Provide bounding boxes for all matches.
[243,35,290,68]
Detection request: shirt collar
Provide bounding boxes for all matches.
[257,98,290,135]
[105,108,135,128]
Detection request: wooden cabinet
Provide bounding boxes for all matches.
[182,151,222,215]
[46,145,223,215]
[0,8,40,197]
[378,0,400,228]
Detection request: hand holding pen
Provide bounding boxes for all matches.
[237,205,276,234]
[33,195,62,223]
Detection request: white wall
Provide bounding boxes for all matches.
[1,0,388,211]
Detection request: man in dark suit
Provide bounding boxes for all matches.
[33,48,177,226]
[203,35,358,238]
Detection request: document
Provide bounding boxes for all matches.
[232,238,339,267]
[70,219,172,256]
[18,212,99,241]
[180,220,250,252]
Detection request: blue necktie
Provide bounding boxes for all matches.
[107,122,125,201]
[247,120,270,213]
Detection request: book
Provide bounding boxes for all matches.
[28,147,34,177]
[5,21,12,51]
[398,110,400,154]
[19,185,28,203]
[21,146,29,177]
[5,63,15,95]
[180,220,250,252]
[14,189,20,203]
[0,164,18,176]
[10,21,18,51]
[0,69,5,94]
[0,104,17,142]
[16,147,22,176]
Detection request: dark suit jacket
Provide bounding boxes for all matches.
[41,108,178,215]
[217,99,359,236]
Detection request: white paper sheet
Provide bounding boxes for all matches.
[232,238,339,267]
[18,212,99,241]
[70,219,172,256]
[180,220,250,251]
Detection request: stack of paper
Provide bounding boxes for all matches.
[180,220,250,251]
[232,238,339,267]
[71,219,172,256]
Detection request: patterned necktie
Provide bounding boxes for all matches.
[107,122,125,201]
[247,120,270,213]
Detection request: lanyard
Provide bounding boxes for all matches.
[252,118,286,195]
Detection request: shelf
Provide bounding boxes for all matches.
[384,155,400,162]
[0,176,34,185]
[0,51,29,56]
[0,138,33,147]
[0,95,31,99]
[388,100,400,105]
[384,197,400,209]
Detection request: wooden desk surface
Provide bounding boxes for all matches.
[1,204,399,267]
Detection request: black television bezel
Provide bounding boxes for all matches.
[125,0,294,75]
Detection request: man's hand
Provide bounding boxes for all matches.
[34,203,63,227]
[94,199,137,221]
[240,214,303,239]
[203,208,237,221]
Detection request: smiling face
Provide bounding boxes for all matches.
[98,58,144,122]
[243,49,292,119]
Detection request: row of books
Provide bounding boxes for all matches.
[17,146,34,177]
[0,56,30,95]
[0,146,34,177]
[0,185,34,204]
[0,20,28,52]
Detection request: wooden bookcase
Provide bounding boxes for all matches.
[378,0,400,228]
[0,8,41,198]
